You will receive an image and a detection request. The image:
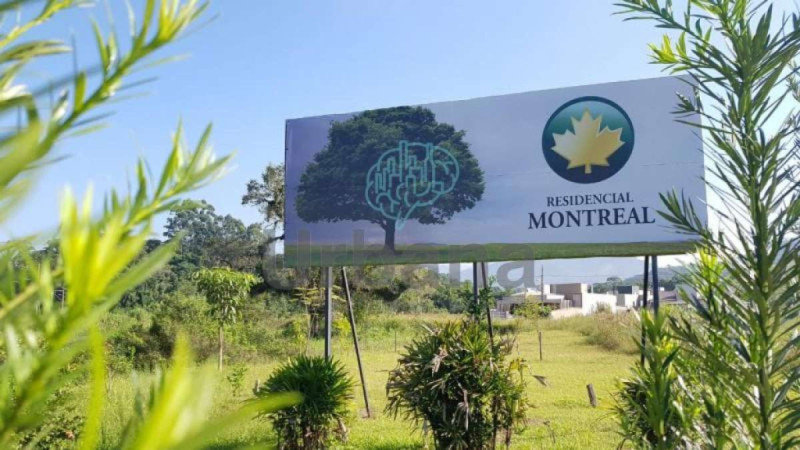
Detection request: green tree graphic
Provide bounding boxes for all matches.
[296,106,484,252]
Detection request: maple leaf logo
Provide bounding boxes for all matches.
[551,108,624,174]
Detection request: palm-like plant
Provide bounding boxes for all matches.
[386,320,528,449]
[617,0,800,447]
[257,355,354,450]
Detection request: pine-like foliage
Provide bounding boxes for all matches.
[615,0,800,447]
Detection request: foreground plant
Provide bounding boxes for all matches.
[614,311,696,448]
[617,0,800,447]
[256,355,354,450]
[0,0,297,447]
[386,320,528,449]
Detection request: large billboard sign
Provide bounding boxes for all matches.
[284,77,706,267]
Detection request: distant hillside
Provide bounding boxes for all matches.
[622,265,689,285]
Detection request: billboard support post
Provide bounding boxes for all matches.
[652,255,660,315]
[341,267,371,418]
[324,266,332,360]
[480,262,494,342]
[640,255,650,366]
[472,262,479,312]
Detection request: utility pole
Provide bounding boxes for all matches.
[540,266,544,304]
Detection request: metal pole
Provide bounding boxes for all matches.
[540,266,545,304]
[341,267,371,418]
[324,267,332,360]
[480,262,494,342]
[652,255,660,316]
[640,256,650,366]
[472,262,479,318]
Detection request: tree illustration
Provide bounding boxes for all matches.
[295,106,484,252]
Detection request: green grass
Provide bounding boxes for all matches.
[543,311,640,355]
[97,314,635,449]
[285,241,697,267]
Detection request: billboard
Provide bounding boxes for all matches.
[284,77,706,267]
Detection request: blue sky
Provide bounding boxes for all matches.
[5,0,794,250]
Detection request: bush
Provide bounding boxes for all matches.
[614,311,696,447]
[514,301,552,319]
[333,315,351,337]
[258,291,305,317]
[281,316,308,345]
[430,282,469,313]
[392,287,438,314]
[386,320,528,449]
[226,364,248,397]
[106,292,224,371]
[257,356,354,449]
[17,387,83,449]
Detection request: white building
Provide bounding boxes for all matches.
[495,283,637,318]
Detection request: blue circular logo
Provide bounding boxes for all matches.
[542,96,634,184]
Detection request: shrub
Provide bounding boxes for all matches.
[257,356,354,449]
[269,291,306,316]
[514,301,552,319]
[430,281,469,313]
[226,364,248,397]
[613,311,696,448]
[333,315,351,337]
[281,317,308,345]
[393,287,438,314]
[17,387,83,449]
[106,293,220,371]
[386,320,528,449]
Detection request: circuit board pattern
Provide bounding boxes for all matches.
[365,141,459,229]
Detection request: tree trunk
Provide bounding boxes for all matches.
[382,220,396,253]
[218,325,224,370]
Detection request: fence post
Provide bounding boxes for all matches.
[538,331,543,361]
[587,384,597,408]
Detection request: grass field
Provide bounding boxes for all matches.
[98,314,637,449]
[284,241,697,267]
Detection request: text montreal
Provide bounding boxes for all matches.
[528,207,656,229]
